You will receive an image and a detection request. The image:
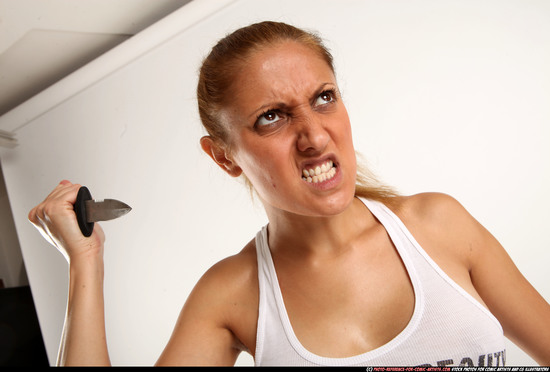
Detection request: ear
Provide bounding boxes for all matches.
[200,136,242,177]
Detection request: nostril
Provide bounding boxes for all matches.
[296,133,329,154]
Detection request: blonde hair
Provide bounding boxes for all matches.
[197,21,399,204]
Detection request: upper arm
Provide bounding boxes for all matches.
[401,192,550,365]
[155,256,253,366]
[464,205,550,365]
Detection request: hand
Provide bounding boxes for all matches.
[28,180,105,263]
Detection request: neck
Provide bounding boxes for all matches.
[263,197,374,261]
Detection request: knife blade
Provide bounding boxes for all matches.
[74,186,132,237]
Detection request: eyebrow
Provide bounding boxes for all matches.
[247,82,335,119]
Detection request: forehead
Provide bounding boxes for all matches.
[227,41,336,111]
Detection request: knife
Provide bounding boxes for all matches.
[74,186,132,237]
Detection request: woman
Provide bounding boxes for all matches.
[28,21,550,366]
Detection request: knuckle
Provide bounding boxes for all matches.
[28,208,37,223]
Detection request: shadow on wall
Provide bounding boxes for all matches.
[0,285,49,366]
[0,165,48,365]
[0,162,29,289]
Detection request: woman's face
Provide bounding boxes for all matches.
[219,40,357,217]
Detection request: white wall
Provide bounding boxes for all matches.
[0,0,548,366]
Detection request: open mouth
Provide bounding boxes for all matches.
[302,160,337,183]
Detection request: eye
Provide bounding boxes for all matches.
[314,90,335,107]
[255,110,281,127]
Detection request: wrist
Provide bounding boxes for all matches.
[66,235,105,264]
[68,251,105,281]
[67,251,105,307]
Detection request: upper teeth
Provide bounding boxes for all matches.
[302,160,336,183]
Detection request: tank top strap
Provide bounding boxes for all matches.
[253,199,506,366]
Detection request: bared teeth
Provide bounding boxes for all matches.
[302,160,335,183]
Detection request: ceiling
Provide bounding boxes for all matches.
[0,0,193,118]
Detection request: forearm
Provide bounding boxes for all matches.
[57,255,111,366]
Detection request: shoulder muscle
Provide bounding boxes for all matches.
[394,192,480,270]
[156,241,258,366]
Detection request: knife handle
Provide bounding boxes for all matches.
[74,186,94,237]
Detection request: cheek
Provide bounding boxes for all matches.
[236,148,279,187]
[332,113,354,149]
[236,145,296,196]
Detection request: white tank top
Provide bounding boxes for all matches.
[254,198,506,366]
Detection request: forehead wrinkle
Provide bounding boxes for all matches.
[254,69,331,116]
[226,41,336,120]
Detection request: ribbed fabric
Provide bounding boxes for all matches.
[254,198,506,366]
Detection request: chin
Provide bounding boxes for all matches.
[295,188,356,217]
[319,193,356,216]
[257,173,357,218]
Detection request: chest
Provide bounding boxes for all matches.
[272,235,415,358]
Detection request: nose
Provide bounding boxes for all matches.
[295,112,330,154]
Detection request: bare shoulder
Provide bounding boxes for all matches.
[390,192,479,237]
[156,239,259,365]
[186,238,258,324]
[390,192,469,222]
[195,239,258,298]
[388,193,550,364]
[388,192,483,271]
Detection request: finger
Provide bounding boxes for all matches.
[94,223,105,244]
[30,186,79,229]
[47,180,72,195]
[28,205,46,226]
[28,202,47,225]
[44,180,77,199]
[28,206,37,224]
[53,184,81,206]
[46,183,81,205]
